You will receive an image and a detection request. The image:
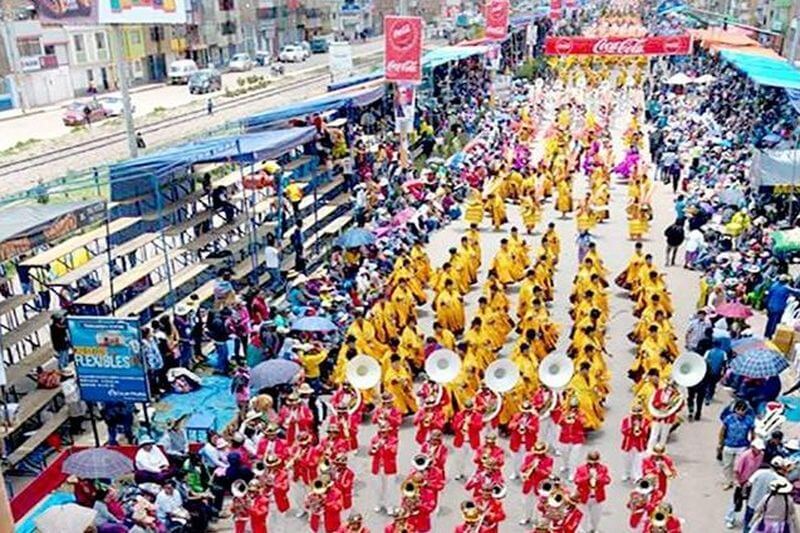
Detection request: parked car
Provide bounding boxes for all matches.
[98,96,135,117]
[310,37,329,53]
[188,69,222,94]
[254,50,271,66]
[296,41,311,58]
[228,53,253,72]
[63,100,106,126]
[168,59,199,84]
[279,45,306,62]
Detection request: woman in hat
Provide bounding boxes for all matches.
[751,477,800,533]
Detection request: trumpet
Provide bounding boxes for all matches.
[538,477,557,498]
[521,457,540,482]
[305,490,325,515]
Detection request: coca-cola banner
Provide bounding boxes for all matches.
[384,16,424,83]
[544,35,692,56]
[484,0,510,41]
[549,0,562,20]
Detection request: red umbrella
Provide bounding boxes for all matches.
[715,301,753,319]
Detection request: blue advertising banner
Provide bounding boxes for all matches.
[68,316,150,403]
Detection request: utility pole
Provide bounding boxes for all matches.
[110,25,139,158]
[790,14,800,64]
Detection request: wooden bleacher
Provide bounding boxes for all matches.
[4,344,54,387]
[2,312,51,349]
[19,217,140,268]
[5,408,69,469]
[114,262,209,318]
[141,190,207,221]
[165,211,213,237]
[49,232,159,287]
[0,387,63,438]
[0,295,35,318]
[74,252,179,307]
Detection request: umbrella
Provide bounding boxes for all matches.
[715,302,753,319]
[392,207,416,226]
[693,74,716,84]
[665,72,694,85]
[250,359,302,390]
[291,315,338,332]
[336,228,376,248]
[719,188,745,206]
[35,504,97,533]
[731,336,779,355]
[62,448,133,479]
[730,348,789,378]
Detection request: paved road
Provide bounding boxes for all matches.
[0,39,385,153]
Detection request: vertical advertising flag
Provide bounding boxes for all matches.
[550,0,562,19]
[484,0,510,41]
[384,16,424,84]
[68,316,150,403]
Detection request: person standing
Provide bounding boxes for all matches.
[718,400,755,490]
[573,450,612,533]
[663,219,685,267]
[621,403,651,481]
[264,233,281,290]
[725,438,765,529]
[704,339,728,404]
[764,274,800,338]
[750,477,800,533]
[49,311,71,369]
[685,308,711,353]
[744,458,790,531]
[686,356,710,421]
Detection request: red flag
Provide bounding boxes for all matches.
[484,0,509,41]
[544,35,693,56]
[549,0,562,20]
[384,16,423,83]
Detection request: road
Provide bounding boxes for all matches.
[0,39,385,154]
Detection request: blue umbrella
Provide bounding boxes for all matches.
[62,448,133,479]
[292,315,338,332]
[336,228,375,248]
[250,359,302,390]
[730,348,789,378]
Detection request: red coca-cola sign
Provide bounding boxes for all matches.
[385,16,423,83]
[484,0,509,41]
[549,0,562,20]
[544,35,692,56]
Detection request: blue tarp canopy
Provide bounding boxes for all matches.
[422,45,490,69]
[721,50,800,90]
[328,71,385,91]
[110,127,317,179]
[241,85,384,131]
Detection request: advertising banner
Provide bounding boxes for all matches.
[329,42,354,82]
[384,16,423,84]
[68,316,150,403]
[549,0,562,20]
[394,84,415,133]
[35,0,188,25]
[544,35,692,56]
[484,0,510,41]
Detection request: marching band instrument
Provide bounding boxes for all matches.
[402,480,420,499]
[346,355,382,390]
[671,352,705,388]
[539,353,575,389]
[253,461,266,477]
[485,359,521,393]
[232,479,248,498]
[412,453,431,471]
[647,382,684,420]
[491,483,507,499]
[538,477,558,498]
[426,349,462,384]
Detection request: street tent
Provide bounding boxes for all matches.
[708,43,781,59]
[422,46,491,69]
[720,51,800,90]
[750,149,800,190]
[328,71,385,92]
[241,86,384,131]
[690,27,759,48]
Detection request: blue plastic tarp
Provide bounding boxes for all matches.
[328,71,385,91]
[721,50,800,89]
[422,45,490,69]
[241,85,384,131]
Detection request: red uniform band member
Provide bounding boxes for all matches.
[572,450,612,533]
[642,502,682,533]
[229,479,250,533]
[421,429,448,475]
[538,485,582,533]
[627,475,664,529]
[414,396,446,445]
[509,400,540,479]
[555,397,586,478]
[256,423,289,460]
[369,418,398,514]
[305,475,344,533]
[278,392,314,446]
[453,399,484,480]
[398,473,436,532]
[642,444,677,497]
[330,403,360,453]
[466,454,504,500]
[248,478,269,533]
[621,403,651,481]
[647,380,683,450]
[335,512,370,533]
[519,442,554,526]
[474,483,507,533]
[372,392,403,439]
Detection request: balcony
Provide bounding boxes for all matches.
[39,55,58,69]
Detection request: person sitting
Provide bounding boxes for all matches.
[134,436,173,484]
[155,480,191,530]
[159,416,189,467]
[92,486,127,533]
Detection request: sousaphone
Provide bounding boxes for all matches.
[346,355,382,390]
[671,352,705,388]
[425,349,462,384]
[483,359,520,422]
[539,353,575,389]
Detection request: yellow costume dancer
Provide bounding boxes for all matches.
[576,194,596,232]
[491,239,517,285]
[627,199,649,240]
[410,243,431,286]
[486,193,507,230]
[555,178,573,217]
[389,281,416,328]
[464,189,484,225]
[398,318,425,370]
[346,313,387,358]
[508,228,531,280]
[384,354,417,415]
[520,195,541,234]
[433,279,465,335]
[567,361,605,431]
[542,223,561,263]
[616,242,644,290]
[371,299,398,344]
[433,322,457,350]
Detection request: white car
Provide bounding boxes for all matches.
[228,53,253,72]
[279,45,306,62]
[98,96,135,116]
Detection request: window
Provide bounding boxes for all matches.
[150,27,164,42]
[95,32,106,50]
[73,34,85,53]
[87,69,94,82]
[43,44,55,55]
[17,38,41,57]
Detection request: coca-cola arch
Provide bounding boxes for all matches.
[544,35,692,56]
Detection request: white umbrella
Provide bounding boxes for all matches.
[693,74,716,84]
[35,504,97,533]
[665,73,694,85]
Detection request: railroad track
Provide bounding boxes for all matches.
[0,73,335,178]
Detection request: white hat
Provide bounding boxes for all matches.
[770,477,793,494]
[175,304,190,316]
[751,438,766,450]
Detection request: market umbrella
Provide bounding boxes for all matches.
[693,74,716,84]
[291,315,338,332]
[665,72,694,85]
[730,348,790,378]
[250,359,302,390]
[62,447,133,479]
[35,504,97,533]
[336,228,376,248]
[731,336,777,355]
[719,188,745,206]
[715,301,753,319]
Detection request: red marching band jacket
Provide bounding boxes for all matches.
[509,411,540,452]
[621,413,651,452]
[453,408,484,450]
